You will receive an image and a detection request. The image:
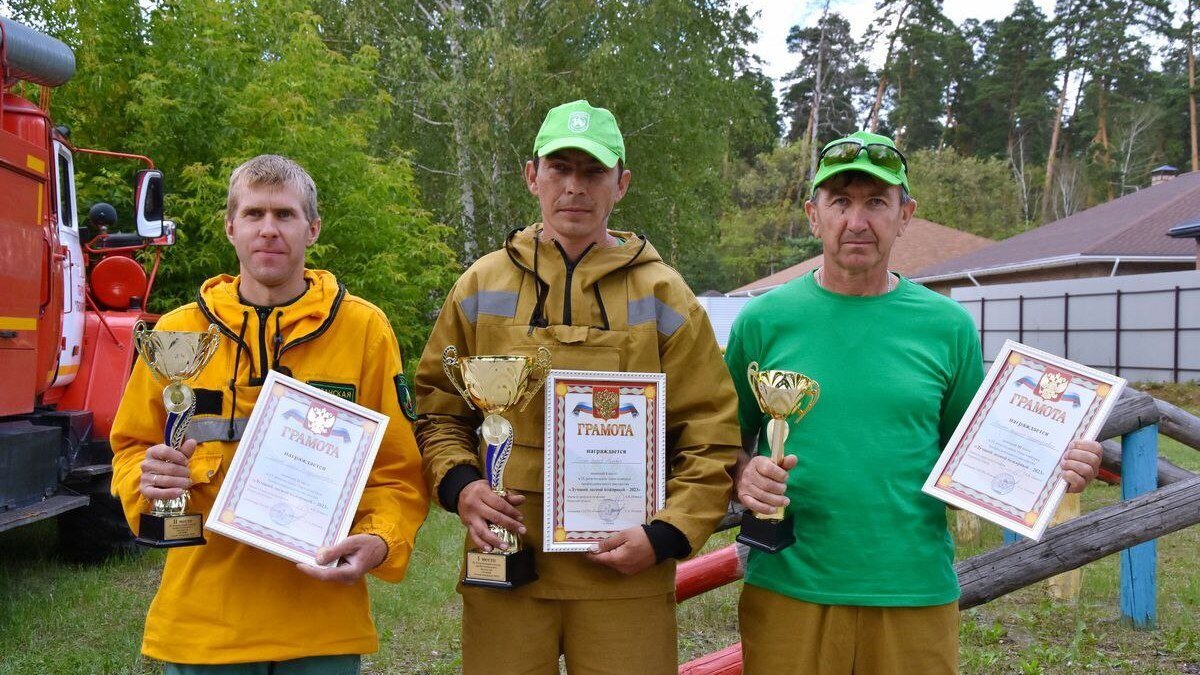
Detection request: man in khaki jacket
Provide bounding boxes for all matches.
[415,100,741,674]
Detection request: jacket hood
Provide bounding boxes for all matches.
[504,224,662,289]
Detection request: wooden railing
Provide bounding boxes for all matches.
[677,389,1200,674]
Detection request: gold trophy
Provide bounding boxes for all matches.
[736,362,820,553]
[132,322,221,547]
[443,345,551,588]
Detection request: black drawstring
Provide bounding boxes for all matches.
[592,283,610,331]
[528,228,550,334]
[228,311,249,440]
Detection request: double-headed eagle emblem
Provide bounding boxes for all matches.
[305,406,336,435]
[1036,372,1070,402]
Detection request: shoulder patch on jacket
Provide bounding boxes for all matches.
[308,380,357,403]
[394,373,418,421]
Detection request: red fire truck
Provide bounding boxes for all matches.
[1,17,176,560]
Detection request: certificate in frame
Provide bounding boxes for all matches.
[922,340,1125,540]
[543,370,666,552]
[206,370,388,565]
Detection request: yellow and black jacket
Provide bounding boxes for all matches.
[110,269,429,663]
[415,225,740,599]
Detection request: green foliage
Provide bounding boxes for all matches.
[709,143,821,291]
[907,149,1025,239]
[10,0,457,356]
[319,0,776,280]
[782,11,870,145]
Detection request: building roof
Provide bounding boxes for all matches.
[728,218,992,296]
[914,171,1200,282]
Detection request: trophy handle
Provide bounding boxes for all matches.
[442,345,476,410]
[516,347,552,412]
[746,361,769,413]
[195,324,221,373]
[792,379,821,421]
[133,321,154,376]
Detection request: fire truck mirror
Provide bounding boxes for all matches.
[135,169,165,239]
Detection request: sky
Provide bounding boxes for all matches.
[740,0,1057,86]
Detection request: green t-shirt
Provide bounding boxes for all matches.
[724,272,983,607]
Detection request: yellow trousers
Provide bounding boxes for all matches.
[739,584,959,675]
[460,587,677,675]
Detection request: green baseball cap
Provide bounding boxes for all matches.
[812,130,910,195]
[534,100,626,168]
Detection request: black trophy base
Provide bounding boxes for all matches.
[736,511,796,553]
[463,547,538,589]
[135,512,207,548]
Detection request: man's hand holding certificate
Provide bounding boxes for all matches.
[206,371,388,566]
[923,341,1122,540]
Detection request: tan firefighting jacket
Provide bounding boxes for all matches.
[415,225,740,599]
[110,269,429,663]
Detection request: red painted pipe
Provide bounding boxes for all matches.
[675,543,747,603]
[679,643,742,675]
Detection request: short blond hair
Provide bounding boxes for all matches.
[226,155,320,222]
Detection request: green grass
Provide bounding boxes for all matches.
[2,392,1198,673]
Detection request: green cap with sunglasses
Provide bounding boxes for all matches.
[812,130,910,195]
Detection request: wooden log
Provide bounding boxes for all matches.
[676,543,748,603]
[1100,439,1194,486]
[1155,399,1200,450]
[679,643,742,675]
[1098,388,1160,441]
[957,474,1200,610]
[1120,425,1159,628]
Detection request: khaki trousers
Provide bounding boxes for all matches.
[739,584,959,675]
[460,587,677,675]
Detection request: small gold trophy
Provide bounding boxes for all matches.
[443,345,551,588]
[736,362,819,553]
[132,322,221,547]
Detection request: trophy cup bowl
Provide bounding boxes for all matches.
[737,362,820,554]
[443,345,551,589]
[132,322,221,547]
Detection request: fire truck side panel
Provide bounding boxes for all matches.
[57,310,140,439]
[0,92,63,410]
[0,131,49,416]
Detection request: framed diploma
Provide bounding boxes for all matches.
[922,340,1126,540]
[543,371,666,552]
[205,370,388,565]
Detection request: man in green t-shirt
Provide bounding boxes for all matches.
[724,130,1105,674]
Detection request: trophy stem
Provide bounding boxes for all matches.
[759,418,789,521]
[152,384,197,517]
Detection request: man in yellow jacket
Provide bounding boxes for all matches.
[110,155,429,673]
[415,100,741,674]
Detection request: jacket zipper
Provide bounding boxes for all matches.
[253,306,271,384]
[553,241,595,326]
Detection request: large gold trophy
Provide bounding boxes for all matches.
[443,345,551,588]
[132,322,221,547]
[736,362,819,553]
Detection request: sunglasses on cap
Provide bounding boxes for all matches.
[818,139,908,173]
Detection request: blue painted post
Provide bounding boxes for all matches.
[1120,423,1159,629]
[1002,529,1020,546]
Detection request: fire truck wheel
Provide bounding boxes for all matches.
[56,492,140,564]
